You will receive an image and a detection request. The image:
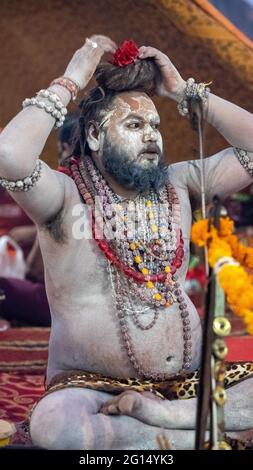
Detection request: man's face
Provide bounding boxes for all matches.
[101,91,163,167]
[95,92,167,193]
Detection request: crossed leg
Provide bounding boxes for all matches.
[30,378,253,450]
[100,378,253,439]
[29,387,196,450]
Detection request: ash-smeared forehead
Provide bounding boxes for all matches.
[99,91,160,128]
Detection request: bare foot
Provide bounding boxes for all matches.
[100,390,162,417]
[100,390,143,416]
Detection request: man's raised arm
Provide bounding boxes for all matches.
[0,35,116,225]
[138,46,253,202]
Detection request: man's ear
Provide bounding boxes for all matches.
[86,121,102,152]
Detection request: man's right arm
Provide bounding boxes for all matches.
[0,84,71,226]
[0,35,117,226]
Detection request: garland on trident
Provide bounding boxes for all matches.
[191,216,253,334]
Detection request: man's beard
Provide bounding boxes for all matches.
[101,137,168,194]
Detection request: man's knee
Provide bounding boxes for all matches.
[30,390,95,449]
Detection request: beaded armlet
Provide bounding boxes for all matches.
[0,160,42,191]
[233,148,253,177]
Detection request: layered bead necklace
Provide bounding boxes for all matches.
[70,156,192,378]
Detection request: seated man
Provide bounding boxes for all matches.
[0,35,252,450]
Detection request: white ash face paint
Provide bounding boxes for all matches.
[98,99,132,129]
[99,92,163,168]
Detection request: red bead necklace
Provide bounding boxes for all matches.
[70,158,184,284]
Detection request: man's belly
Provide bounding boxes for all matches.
[46,291,202,382]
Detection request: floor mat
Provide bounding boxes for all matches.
[0,327,48,444]
[0,371,45,445]
[0,327,49,374]
[0,372,44,422]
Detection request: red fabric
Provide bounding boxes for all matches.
[186,266,206,286]
[0,327,49,374]
[0,372,44,423]
[0,327,48,443]
[227,336,253,362]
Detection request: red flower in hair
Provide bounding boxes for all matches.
[112,40,139,67]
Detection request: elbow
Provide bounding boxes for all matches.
[0,143,26,179]
[0,144,13,175]
[0,141,37,179]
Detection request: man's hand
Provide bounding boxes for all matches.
[63,35,117,90]
[138,46,185,101]
[99,390,196,430]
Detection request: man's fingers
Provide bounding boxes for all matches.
[103,43,117,54]
[138,45,158,58]
[63,35,117,90]
[139,46,174,73]
[79,39,115,61]
[100,391,143,416]
[101,37,118,52]
[138,46,167,63]
[89,35,117,53]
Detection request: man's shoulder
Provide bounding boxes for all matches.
[167,161,189,186]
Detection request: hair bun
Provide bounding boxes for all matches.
[95,58,161,95]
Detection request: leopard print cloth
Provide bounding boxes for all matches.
[45,362,253,400]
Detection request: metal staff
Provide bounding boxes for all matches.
[195,196,231,449]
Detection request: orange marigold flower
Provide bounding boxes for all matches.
[208,239,232,267]
[190,219,209,246]
[245,250,253,269]
[219,217,234,237]
[242,310,253,325]
[191,215,253,335]
[246,323,253,336]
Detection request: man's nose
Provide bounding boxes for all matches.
[142,125,157,142]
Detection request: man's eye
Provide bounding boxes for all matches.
[153,123,160,130]
[128,122,140,129]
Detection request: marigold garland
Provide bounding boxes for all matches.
[191,216,253,335]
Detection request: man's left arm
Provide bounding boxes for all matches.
[205,92,253,153]
[169,93,253,204]
[139,46,253,202]
[185,93,253,202]
[170,146,252,206]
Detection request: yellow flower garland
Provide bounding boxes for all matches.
[191,217,253,334]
